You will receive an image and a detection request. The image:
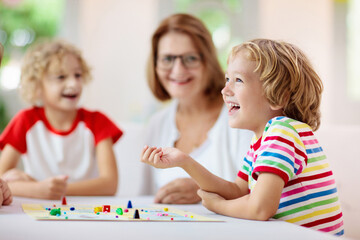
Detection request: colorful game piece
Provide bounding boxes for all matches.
[127,200,133,209]
[103,205,111,212]
[164,207,168,212]
[70,207,75,211]
[116,208,123,215]
[133,209,140,219]
[62,196,67,205]
[23,203,221,222]
[94,206,103,213]
[49,208,61,216]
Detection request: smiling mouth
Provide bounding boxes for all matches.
[229,102,240,113]
[61,93,78,99]
[170,78,192,84]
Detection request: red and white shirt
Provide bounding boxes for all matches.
[0,107,123,182]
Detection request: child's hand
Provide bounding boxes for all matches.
[37,175,68,200]
[141,146,188,169]
[197,189,225,212]
[0,179,12,206]
[2,169,35,182]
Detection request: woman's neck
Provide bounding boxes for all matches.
[44,107,78,131]
[177,95,223,116]
[174,95,224,154]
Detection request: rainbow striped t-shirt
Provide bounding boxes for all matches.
[237,116,344,235]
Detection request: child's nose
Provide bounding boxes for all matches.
[66,76,81,87]
[221,83,233,96]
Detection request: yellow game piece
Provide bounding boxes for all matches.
[164,207,168,212]
[94,206,103,213]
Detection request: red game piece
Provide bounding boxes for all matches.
[62,196,67,205]
[103,205,111,212]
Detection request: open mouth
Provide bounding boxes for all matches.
[229,102,240,113]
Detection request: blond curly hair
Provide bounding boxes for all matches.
[229,39,323,131]
[20,39,91,105]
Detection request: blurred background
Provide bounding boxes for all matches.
[1,0,359,126]
[0,0,359,238]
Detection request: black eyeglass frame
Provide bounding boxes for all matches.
[156,53,203,70]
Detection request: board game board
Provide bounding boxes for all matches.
[22,203,221,222]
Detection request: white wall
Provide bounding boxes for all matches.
[66,0,160,123]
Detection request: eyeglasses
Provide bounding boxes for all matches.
[156,53,202,70]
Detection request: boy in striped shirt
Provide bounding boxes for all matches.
[141,39,344,235]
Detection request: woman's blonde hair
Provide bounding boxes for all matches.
[147,13,224,101]
[20,39,91,105]
[229,39,323,131]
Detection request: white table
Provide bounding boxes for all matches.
[0,196,347,240]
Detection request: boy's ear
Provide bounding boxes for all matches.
[270,104,283,111]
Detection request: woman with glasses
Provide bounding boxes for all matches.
[144,13,253,204]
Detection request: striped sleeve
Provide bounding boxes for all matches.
[238,155,251,181]
[252,120,308,184]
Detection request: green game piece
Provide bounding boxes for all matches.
[65,216,68,219]
[116,208,123,215]
[49,208,61,216]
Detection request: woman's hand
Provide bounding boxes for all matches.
[141,146,189,169]
[197,189,225,212]
[154,178,201,204]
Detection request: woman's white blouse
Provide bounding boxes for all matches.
[144,100,253,191]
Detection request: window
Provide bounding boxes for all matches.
[0,0,64,132]
[173,0,243,69]
[0,0,64,90]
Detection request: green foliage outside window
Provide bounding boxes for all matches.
[0,0,64,65]
[175,0,243,69]
[0,0,64,132]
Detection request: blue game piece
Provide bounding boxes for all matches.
[127,200,133,209]
[70,207,75,211]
